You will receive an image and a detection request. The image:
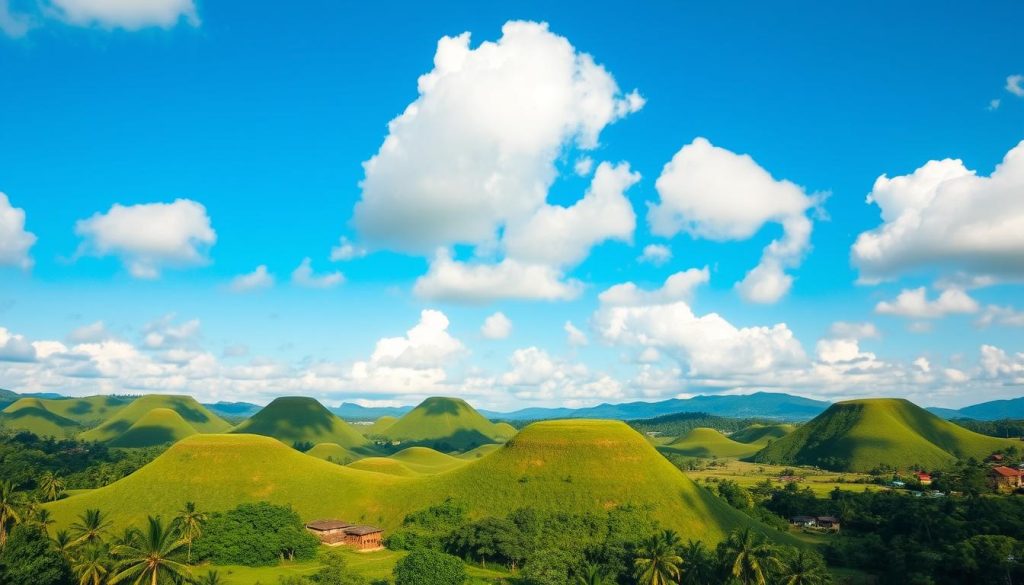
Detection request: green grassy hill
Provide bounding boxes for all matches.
[230,397,369,450]
[661,427,762,458]
[107,408,199,448]
[347,457,420,477]
[389,446,466,474]
[305,442,360,464]
[457,443,502,460]
[381,397,514,450]
[79,395,229,442]
[360,416,398,436]
[0,398,82,438]
[729,423,796,444]
[46,420,776,544]
[34,395,133,427]
[751,398,1017,471]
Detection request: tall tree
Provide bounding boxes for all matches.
[39,472,66,503]
[0,480,21,549]
[72,546,109,585]
[633,535,683,585]
[680,540,717,585]
[109,516,192,585]
[70,509,111,547]
[195,569,225,585]
[172,502,206,563]
[719,528,781,585]
[778,548,831,585]
[574,562,609,585]
[52,530,74,557]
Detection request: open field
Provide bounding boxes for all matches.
[684,459,879,496]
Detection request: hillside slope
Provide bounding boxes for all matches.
[230,397,369,450]
[80,395,229,442]
[752,398,1016,471]
[108,408,198,448]
[382,397,515,450]
[729,423,796,444]
[0,398,81,438]
[306,442,360,464]
[47,421,777,544]
[661,427,762,458]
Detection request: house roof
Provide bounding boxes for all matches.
[992,466,1023,478]
[816,516,840,523]
[344,525,382,536]
[306,520,353,531]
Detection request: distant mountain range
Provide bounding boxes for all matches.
[927,397,1024,420]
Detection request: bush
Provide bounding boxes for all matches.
[192,502,320,566]
[0,524,73,585]
[393,549,466,585]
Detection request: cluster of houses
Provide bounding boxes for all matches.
[305,520,384,551]
[789,515,841,533]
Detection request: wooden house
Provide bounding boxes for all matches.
[990,466,1024,492]
[305,520,384,551]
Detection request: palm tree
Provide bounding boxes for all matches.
[113,527,141,547]
[53,529,75,556]
[172,501,206,563]
[72,545,110,585]
[634,534,684,585]
[39,471,66,502]
[0,479,21,549]
[109,516,192,585]
[680,540,717,585]
[28,507,55,528]
[660,529,683,551]
[779,549,830,585]
[196,570,225,585]
[71,509,112,547]
[574,562,609,585]
[721,528,781,585]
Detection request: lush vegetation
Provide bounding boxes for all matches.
[79,394,230,443]
[377,397,515,451]
[753,398,1016,471]
[230,397,370,451]
[192,502,320,566]
[628,412,772,439]
[660,428,763,459]
[107,407,199,448]
[728,424,797,445]
[951,418,1024,439]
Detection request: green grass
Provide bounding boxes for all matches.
[382,397,515,450]
[46,420,781,545]
[8,395,133,428]
[79,395,230,442]
[108,408,199,448]
[752,398,1018,472]
[661,427,763,458]
[683,460,878,496]
[347,457,421,477]
[230,397,370,450]
[456,443,502,460]
[305,442,359,464]
[388,446,466,473]
[359,415,398,436]
[0,398,81,438]
[728,423,796,444]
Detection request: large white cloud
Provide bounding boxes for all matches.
[875,287,979,319]
[648,138,818,303]
[0,327,36,362]
[49,0,198,29]
[852,140,1024,283]
[413,251,582,303]
[75,199,216,279]
[0,193,36,269]
[481,312,512,340]
[500,346,623,404]
[598,266,709,306]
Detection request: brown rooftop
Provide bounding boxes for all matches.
[992,466,1023,477]
[343,525,382,536]
[306,520,353,531]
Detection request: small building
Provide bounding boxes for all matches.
[305,520,384,551]
[816,516,841,532]
[790,515,816,527]
[989,453,1005,462]
[915,472,932,486]
[990,466,1024,492]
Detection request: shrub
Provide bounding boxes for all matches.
[393,549,466,585]
[0,524,73,585]
[192,502,320,566]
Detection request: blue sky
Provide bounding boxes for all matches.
[1,1,1022,410]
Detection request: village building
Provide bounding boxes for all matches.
[990,466,1024,492]
[305,520,384,551]
[915,472,932,486]
[790,515,816,527]
[816,516,841,532]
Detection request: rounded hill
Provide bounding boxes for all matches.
[661,427,762,458]
[347,457,420,477]
[381,396,515,451]
[0,398,81,438]
[752,398,1016,471]
[230,397,369,450]
[305,442,359,464]
[107,408,198,448]
[729,423,796,444]
[79,394,229,442]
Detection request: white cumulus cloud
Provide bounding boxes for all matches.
[638,244,672,266]
[649,138,819,303]
[49,0,198,30]
[564,321,588,347]
[229,265,274,293]
[481,312,512,340]
[598,266,709,306]
[874,287,979,319]
[75,199,216,279]
[291,258,344,289]
[413,251,582,303]
[0,193,36,269]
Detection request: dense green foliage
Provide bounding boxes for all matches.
[753,398,1015,471]
[951,418,1024,438]
[192,502,320,566]
[0,524,73,585]
[393,549,466,585]
[728,424,797,444]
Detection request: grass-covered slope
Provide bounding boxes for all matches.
[35,395,134,427]
[382,397,513,450]
[80,395,229,442]
[230,397,369,450]
[107,408,198,448]
[751,398,1016,471]
[360,416,398,436]
[306,442,360,464]
[47,420,775,544]
[389,447,466,474]
[729,423,796,444]
[0,398,81,438]
[346,457,420,477]
[661,427,762,458]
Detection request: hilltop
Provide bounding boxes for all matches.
[360,415,398,436]
[752,398,1017,472]
[0,398,81,438]
[230,396,369,450]
[381,397,516,451]
[305,442,360,464]
[661,427,762,458]
[79,395,230,443]
[729,423,796,444]
[46,420,778,544]
[108,408,199,448]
